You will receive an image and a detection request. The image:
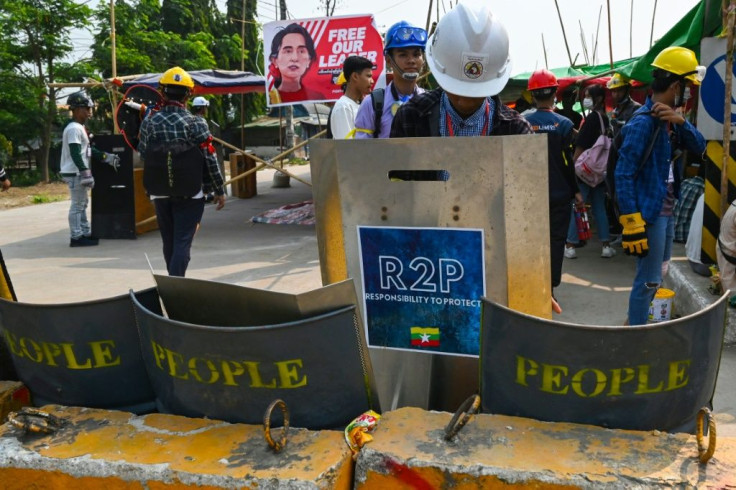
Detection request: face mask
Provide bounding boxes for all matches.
[583,97,594,109]
[674,85,690,107]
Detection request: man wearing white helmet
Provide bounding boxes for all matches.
[390,1,530,138]
[191,96,210,120]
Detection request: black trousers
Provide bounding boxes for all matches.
[154,197,205,277]
[550,200,573,288]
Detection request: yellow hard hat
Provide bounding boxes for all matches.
[159,66,194,89]
[606,73,629,89]
[651,47,705,85]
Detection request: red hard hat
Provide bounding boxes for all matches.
[528,69,558,91]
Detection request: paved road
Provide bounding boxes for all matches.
[1,166,733,435]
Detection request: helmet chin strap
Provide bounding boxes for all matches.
[388,53,425,82]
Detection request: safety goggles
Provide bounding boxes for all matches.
[390,27,427,45]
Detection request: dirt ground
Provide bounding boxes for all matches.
[0,181,69,209]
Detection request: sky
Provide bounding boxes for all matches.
[257,0,702,75]
[72,0,703,77]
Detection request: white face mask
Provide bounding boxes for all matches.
[583,97,594,109]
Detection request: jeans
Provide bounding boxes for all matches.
[63,175,91,239]
[154,197,205,277]
[550,200,572,288]
[628,215,674,325]
[567,181,610,244]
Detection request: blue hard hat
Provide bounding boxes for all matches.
[384,21,427,54]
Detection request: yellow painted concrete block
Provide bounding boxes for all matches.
[0,405,353,489]
[355,407,736,488]
[0,381,30,423]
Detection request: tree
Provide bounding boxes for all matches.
[226,0,265,129]
[90,0,255,141]
[320,0,343,16]
[0,0,94,181]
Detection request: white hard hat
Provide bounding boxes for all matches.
[192,96,210,107]
[427,0,512,97]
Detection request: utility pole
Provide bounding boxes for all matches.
[273,0,293,187]
[280,0,294,151]
[110,0,119,133]
[240,0,246,150]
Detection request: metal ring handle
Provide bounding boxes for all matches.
[444,394,481,441]
[7,407,65,434]
[263,399,290,453]
[696,407,717,464]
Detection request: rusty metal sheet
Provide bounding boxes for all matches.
[480,293,729,433]
[0,288,160,413]
[132,288,378,430]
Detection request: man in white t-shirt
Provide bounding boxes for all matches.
[329,56,374,139]
[60,92,120,247]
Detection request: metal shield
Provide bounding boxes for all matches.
[310,136,551,413]
[0,288,160,413]
[132,289,377,429]
[480,294,728,433]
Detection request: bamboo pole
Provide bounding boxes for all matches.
[629,0,634,58]
[553,0,574,66]
[542,33,549,69]
[721,4,736,217]
[593,6,602,65]
[48,82,107,88]
[425,0,434,33]
[649,0,658,48]
[606,0,614,69]
[579,21,589,65]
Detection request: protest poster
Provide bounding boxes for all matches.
[357,226,486,357]
[263,14,385,107]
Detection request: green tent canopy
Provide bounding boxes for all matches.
[619,0,723,83]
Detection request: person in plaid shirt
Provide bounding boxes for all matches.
[138,66,225,277]
[614,47,706,325]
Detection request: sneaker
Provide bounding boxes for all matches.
[70,236,99,247]
[601,245,616,258]
[564,247,577,259]
[610,235,623,246]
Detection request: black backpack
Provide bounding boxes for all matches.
[324,88,385,139]
[605,111,660,218]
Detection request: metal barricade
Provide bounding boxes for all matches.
[480,294,728,433]
[0,288,160,413]
[132,278,378,429]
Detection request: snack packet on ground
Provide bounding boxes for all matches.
[345,410,381,458]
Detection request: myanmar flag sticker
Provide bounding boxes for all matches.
[410,327,440,347]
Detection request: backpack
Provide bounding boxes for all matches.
[574,112,611,187]
[324,88,385,139]
[369,88,385,138]
[605,111,660,218]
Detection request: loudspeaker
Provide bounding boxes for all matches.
[91,134,136,239]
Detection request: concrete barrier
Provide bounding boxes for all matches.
[0,405,353,489]
[666,258,736,344]
[355,407,736,488]
[0,381,29,423]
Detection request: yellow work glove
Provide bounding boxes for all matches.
[619,212,648,257]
